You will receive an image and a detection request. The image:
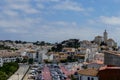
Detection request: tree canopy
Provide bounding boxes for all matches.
[0,62,19,80]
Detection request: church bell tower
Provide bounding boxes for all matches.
[104,29,108,43]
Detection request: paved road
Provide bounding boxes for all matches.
[24,64,52,80]
[8,64,29,80]
[23,68,34,80]
[42,65,52,80]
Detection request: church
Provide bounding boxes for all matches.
[94,30,117,47]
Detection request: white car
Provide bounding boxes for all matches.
[29,70,35,74]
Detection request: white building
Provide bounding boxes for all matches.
[94,53,104,62]
[77,48,86,54]
[0,58,3,67]
[94,36,103,45]
[84,46,98,63]
[39,49,53,62]
[94,30,117,48]
[80,40,92,48]
[90,44,98,52]
[0,50,22,67]
[107,38,115,47]
[26,50,36,59]
[62,48,75,52]
[25,46,54,63]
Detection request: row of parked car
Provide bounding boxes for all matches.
[28,63,44,80]
[48,64,67,80]
[28,63,68,80]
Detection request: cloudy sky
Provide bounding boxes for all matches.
[0,0,120,44]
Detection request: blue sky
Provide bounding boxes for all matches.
[0,0,120,44]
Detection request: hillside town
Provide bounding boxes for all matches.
[0,30,120,80]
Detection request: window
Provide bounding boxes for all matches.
[88,77,90,80]
[79,76,81,80]
[74,72,78,75]
[36,52,39,58]
[91,77,94,80]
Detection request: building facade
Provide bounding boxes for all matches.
[0,50,22,67]
[94,36,103,45]
[107,39,115,47]
[104,51,120,67]
[77,69,98,80]
[98,67,120,80]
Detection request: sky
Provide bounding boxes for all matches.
[0,0,120,44]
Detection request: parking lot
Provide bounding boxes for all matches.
[23,63,81,80]
[42,65,52,80]
[48,64,67,80]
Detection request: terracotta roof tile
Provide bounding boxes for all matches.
[78,69,98,76]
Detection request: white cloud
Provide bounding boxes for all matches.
[53,0,85,12]
[3,0,39,14]
[36,0,60,2]
[87,19,97,25]
[49,21,77,27]
[0,0,100,43]
[36,4,45,9]
[0,0,43,27]
[27,20,100,42]
[4,28,28,34]
[2,10,18,17]
[0,17,41,28]
[100,16,120,25]
[86,16,120,45]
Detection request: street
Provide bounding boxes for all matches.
[8,64,29,80]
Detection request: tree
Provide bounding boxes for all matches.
[21,58,28,63]
[51,44,63,52]
[22,41,27,44]
[56,44,63,52]
[63,39,80,48]
[15,40,19,44]
[16,58,21,63]
[71,75,76,80]
[82,65,88,69]
[60,59,67,63]
[51,47,56,52]
[28,58,33,64]
[74,39,80,48]
[91,41,95,43]
[40,41,45,46]
[100,41,107,46]
[0,71,7,80]
[67,42,73,47]
[0,62,19,80]
[67,56,77,62]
